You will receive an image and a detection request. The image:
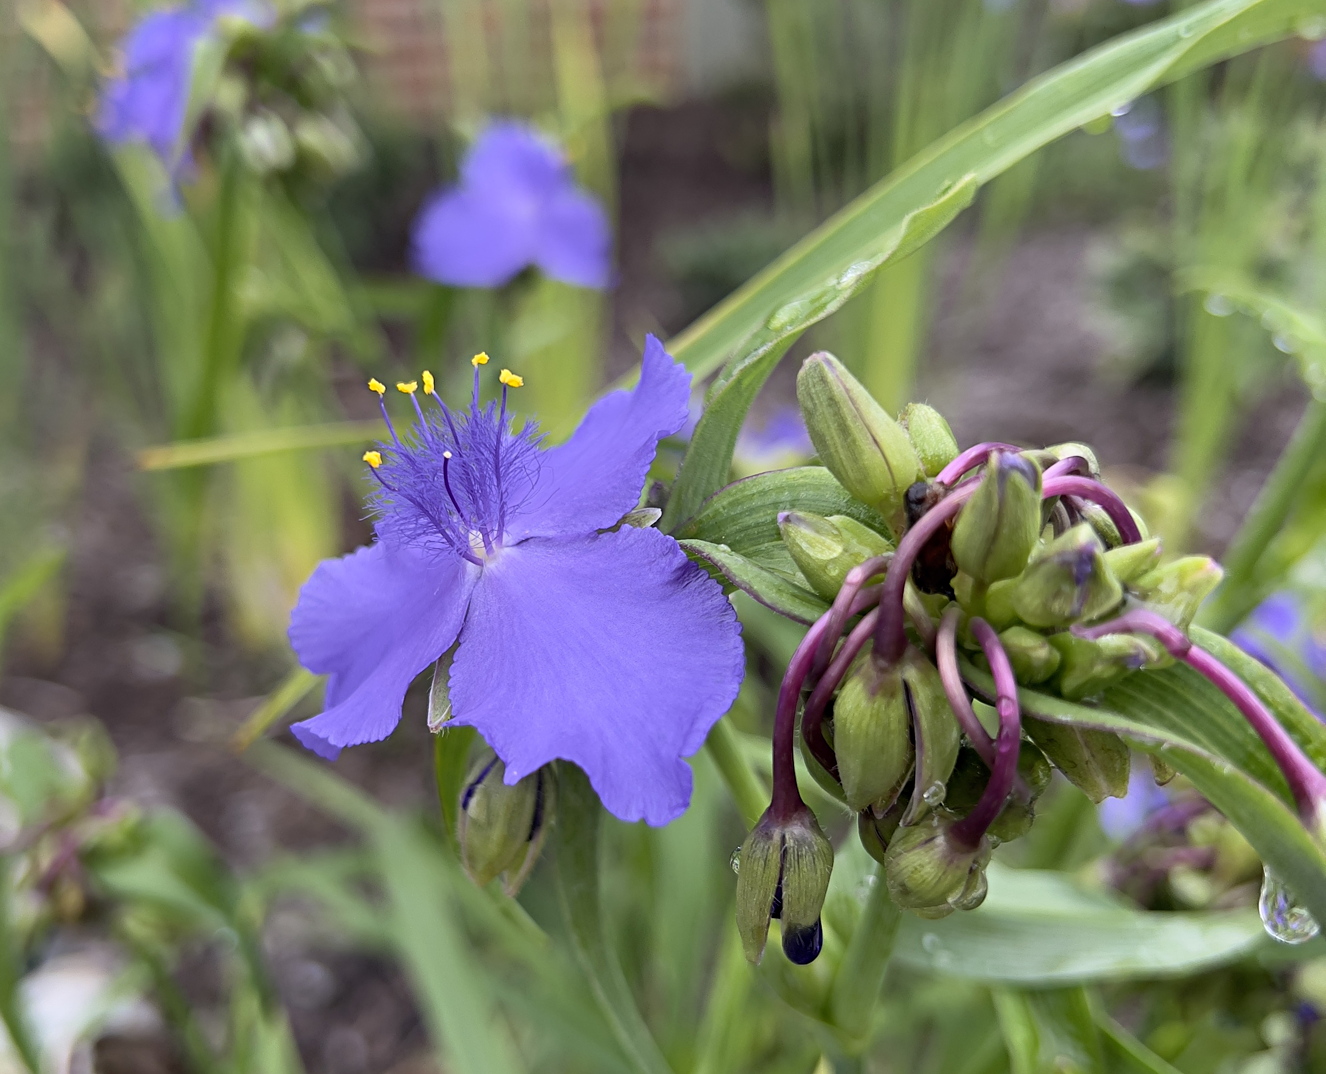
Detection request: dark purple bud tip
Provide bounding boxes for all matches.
[782,919,824,965]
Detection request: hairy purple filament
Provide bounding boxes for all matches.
[1075,609,1326,829]
[874,482,981,669]
[949,619,1022,850]
[935,442,1023,487]
[936,608,996,767]
[1042,474,1142,545]
[771,586,883,821]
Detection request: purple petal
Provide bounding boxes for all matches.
[447,527,744,825]
[503,335,690,541]
[535,185,611,289]
[1246,592,1302,644]
[288,542,478,759]
[410,186,539,288]
[460,121,567,201]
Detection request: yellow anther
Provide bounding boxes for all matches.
[499,369,524,388]
[367,378,386,397]
[362,451,383,469]
[396,380,418,395]
[472,352,490,367]
[422,370,435,395]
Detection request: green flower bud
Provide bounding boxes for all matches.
[778,511,892,601]
[833,658,915,814]
[1047,631,1171,701]
[1011,524,1123,628]
[900,653,961,825]
[1132,555,1224,630]
[1022,716,1130,803]
[996,625,1061,684]
[1102,537,1164,584]
[735,806,834,964]
[884,812,990,910]
[797,353,922,530]
[900,403,959,478]
[951,452,1043,584]
[457,752,553,896]
[858,801,903,865]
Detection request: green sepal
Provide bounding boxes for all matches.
[735,807,834,964]
[457,751,554,896]
[901,652,961,825]
[996,625,1062,685]
[1022,716,1130,803]
[883,812,989,910]
[1012,524,1123,628]
[900,402,959,478]
[951,452,1043,584]
[778,511,892,601]
[1102,537,1163,584]
[834,657,915,813]
[1131,555,1224,630]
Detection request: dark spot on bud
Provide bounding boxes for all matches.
[782,919,824,965]
[999,452,1039,490]
[460,756,500,811]
[526,771,548,842]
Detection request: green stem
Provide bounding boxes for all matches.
[1199,398,1326,633]
[704,717,769,828]
[828,866,901,1050]
[552,766,674,1074]
[0,860,39,1074]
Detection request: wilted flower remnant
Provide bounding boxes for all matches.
[412,122,611,290]
[730,351,1326,963]
[288,339,744,830]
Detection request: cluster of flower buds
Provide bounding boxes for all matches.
[736,352,1326,964]
[212,4,363,181]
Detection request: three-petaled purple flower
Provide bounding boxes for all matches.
[411,121,611,290]
[288,338,744,825]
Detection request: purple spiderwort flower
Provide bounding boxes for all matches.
[1098,766,1170,840]
[411,121,611,290]
[1232,592,1326,720]
[97,0,272,169]
[734,405,814,476]
[1310,40,1326,81]
[287,338,744,825]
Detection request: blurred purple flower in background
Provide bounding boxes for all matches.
[1232,592,1326,719]
[1112,95,1168,171]
[97,0,271,166]
[1099,766,1170,840]
[734,405,815,475]
[411,121,611,289]
[1310,40,1326,81]
[288,338,743,826]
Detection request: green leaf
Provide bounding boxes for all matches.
[674,467,889,575]
[681,539,828,624]
[959,661,1326,924]
[993,988,1104,1074]
[665,0,1318,388]
[553,766,674,1074]
[138,420,384,471]
[660,175,977,532]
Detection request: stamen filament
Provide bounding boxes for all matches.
[937,608,996,767]
[441,451,469,523]
[1041,474,1142,545]
[949,619,1022,850]
[935,442,1022,487]
[1074,609,1326,832]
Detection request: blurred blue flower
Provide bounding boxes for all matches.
[1112,96,1169,171]
[288,338,743,826]
[1099,766,1170,840]
[1232,592,1326,719]
[734,405,815,476]
[411,121,611,289]
[1310,40,1326,81]
[97,0,271,167]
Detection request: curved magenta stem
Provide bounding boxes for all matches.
[949,618,1022,851]
[1074,609,1326,829]
[935,442,1022,487]
[811,556,892,679]
[1042,474,1142,545]
[802,607,881,775]
[936,608,996,767]
[873,482,981,669]
[1043,456,1091,480]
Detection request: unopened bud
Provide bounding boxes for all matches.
[238,109,296,174]
[1102,537,1163,584]
[858,801,903,865]
[900,403,959,478]
[1047,631,1170,700]
[1022,715,1130,803]
[797,353,922,530]
[778,511,892,601]
[900,652,960,825]
[942,741,1051,844]
[1132,555,1223,629]
[951,452,1042,584]
[458,752,553,896]
[1048,442,1101,478]
[1012,524,1123,628]
[996,625,1061,684]
[884,812,990,911]
[833,657,915,814]
[735,806,834,964]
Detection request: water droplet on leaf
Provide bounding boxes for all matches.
[921,932,943,953]
[922,781,946,807]
[729,848,742,874]
[1259,867,1321,944]
[1203,293,1234,317]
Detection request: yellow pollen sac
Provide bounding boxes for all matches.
[367,378,386,397]
[422,370,436,395]
[362,450,383,468]
[499,369,524,388]
[396,380,418,395]
[472,352,490,367]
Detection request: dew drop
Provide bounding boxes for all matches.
[1203,293,1234,317]
[729,848,742,874]
[921,932,943,953]
[1110,100,1134,119]
[1258,867,1321,944]
[855,874,879,902]
[1273,334,1298,355]
[1178,24,1195,38]
[921,781,947,808]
